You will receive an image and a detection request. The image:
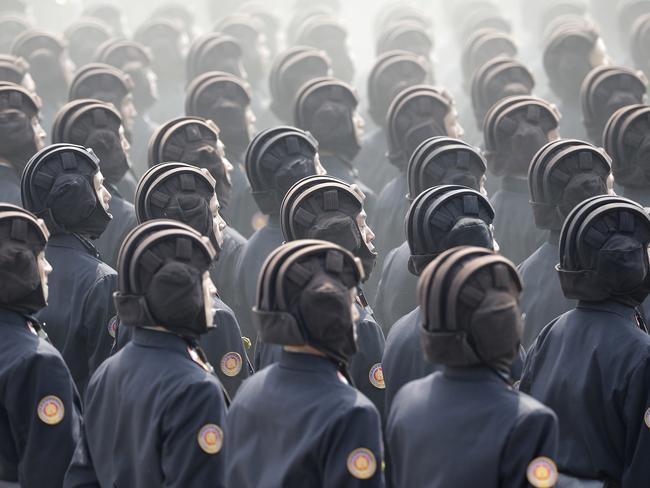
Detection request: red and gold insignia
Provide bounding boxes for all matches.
[347,448,377,480]
[197,424,223,455]
[37,395,65,425]
[251,212,268,231]
[368,363,385,389]
[526,456,558,488]
[644,407,650,429]
[107,316,118,339]
[220,352,243,377]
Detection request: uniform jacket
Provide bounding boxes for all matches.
[37,234,117,395]
[319,153,377,216]
[64,328,228,488]
[224,157,260,239]
[225,351,385,487]
[354,128,399,194]
[386,366,558,488]
[520,300,650,486]
[210,226,246,319]
[0,309,82,488]
[0,165,21,207]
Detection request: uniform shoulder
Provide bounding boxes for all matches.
[512,389,557,421]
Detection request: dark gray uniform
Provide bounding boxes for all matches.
[517,236,575,348]
[374,242,416,331]
[210,226,246,315]
[371,174,409,260]
[225,158,264,239]
[386,366,558,488]
[92,184,138,269]
[520,300,650,485]
[319,153,377,215]
[354,128,399,194]
[0,309,82,488]
[226,351,385,487]
[37,234,117,395]
[490,177,546,265]
[0,165,21,207]
[64,327,228,488]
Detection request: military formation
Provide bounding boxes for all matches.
[1,0,650,486]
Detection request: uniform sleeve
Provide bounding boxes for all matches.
[160,380,228,488]
[322,404,386,487]
[82,274,117,377]
[499,407,559,488]
[63,426,101,488]
[621,357,650,486]
[5,351,82,488]
[349,317,386,417]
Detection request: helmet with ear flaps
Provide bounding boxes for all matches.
[245,126,319,215]
[68,63,133,109]
[0,15,30,54]
[558,194,650,306]
[94,38,152,70]
[406,186,495,276]
[0,83,41,174]
[21,143,112,239]
[529,139,611,231]
[386,84,455,170]
[367,50,431,127]
[630,13,650,72]
[64,18,113,67]
[0,205,50,314]
[281,175,377,279]
[376,20,433,58]
[406,136,486,199]
[186,32,244,82]
[418,246,522,371]
[461,28,517,85]
[252,239,364,367]
[135,162,222,254]
[114,220,216,335]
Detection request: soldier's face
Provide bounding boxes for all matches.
[314,153,327,175]
[93,171,112,212]
[37,252,52,303]
[202,271,217,328]
[31,117,46,150]
[444,108,464,139]
[209,194,227,248]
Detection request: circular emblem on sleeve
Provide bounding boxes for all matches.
[368,363,385,389]
[197,424,223,455]
[644,407,650,428]
[347,448,377,480]
[220,352,243,377]
[107,316,118,339]
[526,456,558,488]
[37,395,65,425]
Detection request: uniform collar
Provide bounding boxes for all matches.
[442,365,511,384]
[576,300,638,321]
[279,350,339,374]
[0,308,27,327]
[132,327,189,353]
[0,163,19,181]
[500,176,529,194]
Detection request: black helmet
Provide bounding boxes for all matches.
[461,28,517,85]
[68,63,133,112]
[418,246,523,372]
[186,33,244,82]
[281,175,377,279]
[252,239,364,367]
[558,195,650,306]
[245,126,320,215]
[64,18,113,67]
[51,99,130,184]
[376,20,434,59]
[0,15,30,54]
[407,136,486,199]
[0,204,49,314]
[528,139,611,231]
[0,83,42,174]
[0,54,32,88]
[135,162,222,254]
[114,220,216,335]
[21,144,112,239]
[407,186,495,275]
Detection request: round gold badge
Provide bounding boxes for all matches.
[347,448,377,480]
[526,456,558,488]
[220,352,243,377]
[37,395,65,425]
[644,407,650,429]
[368,363,385,389]
[197,424,223,455]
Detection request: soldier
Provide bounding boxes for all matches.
[519,140,612,347]
[0,15,30,55]
[355,51,430,194]
[22,144,117,395]
[371,85,462,276]
[580,65,647,145]
[0,84,45,206]
[134,162,251,398]
[68,63,137,143]
[64,221,228,487]
[484,96,561,264]
[186,33,245,83]
[381,187,498,414]
[147,116,244,311]
[10,30,73,129]
[63,19,112,68]
[374,137,488,330]
[603,103,650,206]
[386,246,559,488]
[185,71,258,237]
[235,127,324,338]
[274,175,386,415]
[50,99,137,269]
[226,240,385,487]
[0,204,82,488]
[520,195,650,486]
[294,77,376,213]
[0,54,37,94]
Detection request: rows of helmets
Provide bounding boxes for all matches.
[2,0,650,487]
